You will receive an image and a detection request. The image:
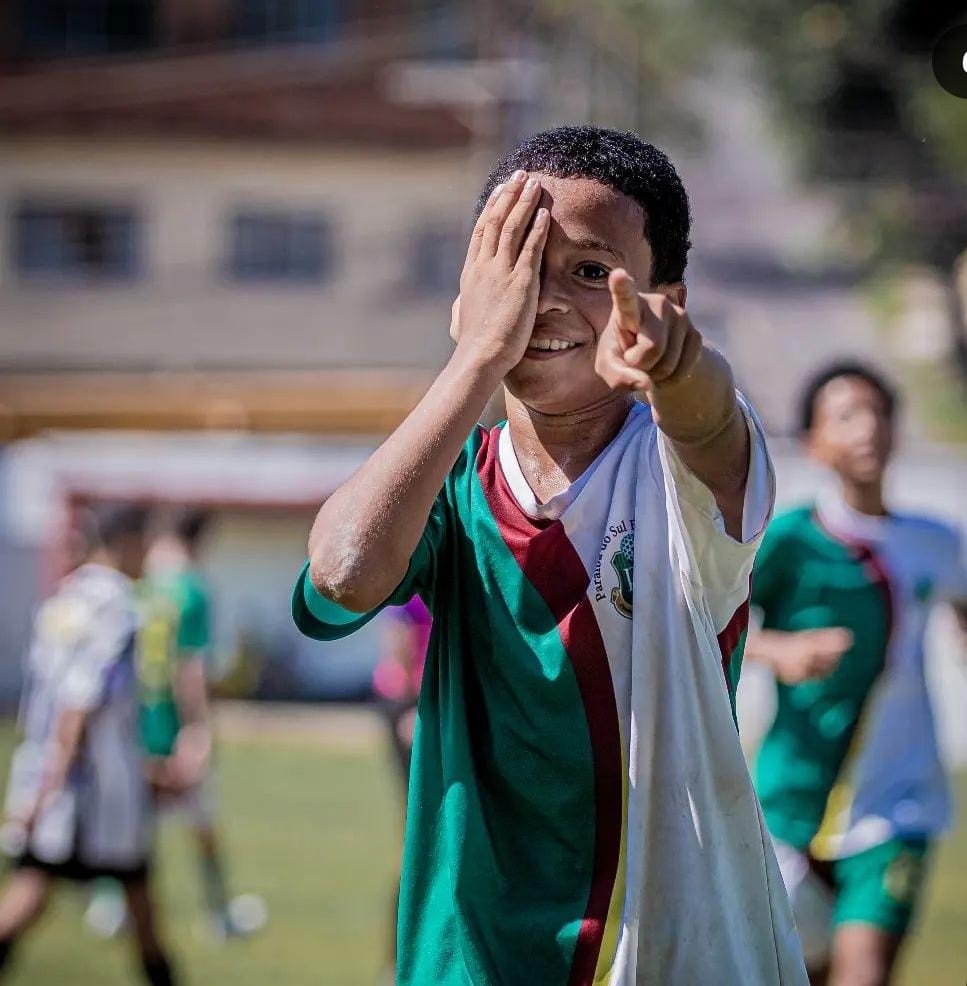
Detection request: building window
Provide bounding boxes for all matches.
[408,220,465,296]
[229,211,334,283]
[13,202,142,281]
[233,1,341,44]
[16,0,156,57]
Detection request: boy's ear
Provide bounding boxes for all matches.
[655,282,686,307]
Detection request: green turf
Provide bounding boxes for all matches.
[0,722,398,986]
[0,720,963,984]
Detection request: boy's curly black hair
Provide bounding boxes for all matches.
[476,125,692,285]
[797,360,899,433]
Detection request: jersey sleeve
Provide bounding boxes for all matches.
[176,580,211,655]
[748,516,794,621]
[293,491,447,642]
[655,391,776,633]
[59,597,134,712]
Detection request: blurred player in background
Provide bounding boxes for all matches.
[372,597,431,983]
[0,504,178,985]
[746,361,967,985]
[373,597,431,791]
[87,509,264,941]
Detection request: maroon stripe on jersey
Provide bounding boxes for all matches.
[476,426,622,986]
[717,594,751,686]
[813,510,896,654]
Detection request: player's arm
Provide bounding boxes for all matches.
[175,656,209,726]
[308,171,549,613]
[744,627,853,685]
[26,601,127,824]
[595,271,748,538]
[24,707,86,831]
[157,656,212,791]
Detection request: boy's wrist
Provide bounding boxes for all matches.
[447,343,508,392]
[650,345,735,443]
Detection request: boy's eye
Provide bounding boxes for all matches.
[574,262,610,281]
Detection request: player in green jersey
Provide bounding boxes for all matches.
[141,511,265,939]
[747,361,967,985]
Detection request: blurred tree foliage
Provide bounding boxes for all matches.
[547,0,967,368]
[711,1,967,270]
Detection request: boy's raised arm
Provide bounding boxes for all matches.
[308,171,549,613]
[595,269,750,539]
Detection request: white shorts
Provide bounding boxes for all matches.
[5,741,152,873]
[773,840,835,968]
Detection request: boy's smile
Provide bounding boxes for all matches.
[504,174,662,411]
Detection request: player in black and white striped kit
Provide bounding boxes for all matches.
[0,504,178,985]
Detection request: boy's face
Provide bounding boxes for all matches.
[806,376,894,486]
[502,175,682,412]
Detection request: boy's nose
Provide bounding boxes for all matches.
[536,271,570,315]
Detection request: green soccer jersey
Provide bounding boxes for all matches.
[753,497,964,860]
[137,569,211,757]
[294,408,807,986]
[751,505,892,852]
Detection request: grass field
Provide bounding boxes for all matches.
[0,713,963,985]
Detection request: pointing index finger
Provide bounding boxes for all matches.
[609,269,641,338]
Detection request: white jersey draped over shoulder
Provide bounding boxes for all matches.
[500,395,806,984]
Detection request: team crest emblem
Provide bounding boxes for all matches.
[610,532,634,619]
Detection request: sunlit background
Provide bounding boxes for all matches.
[0,2,965,983]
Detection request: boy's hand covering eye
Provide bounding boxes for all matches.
[449,171,550,372]
[595,269,704,395]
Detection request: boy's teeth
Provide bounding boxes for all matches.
[530,339,576,351]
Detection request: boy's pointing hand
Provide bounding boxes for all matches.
[595,269,703,395]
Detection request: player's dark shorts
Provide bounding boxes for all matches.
[13,851,150,885]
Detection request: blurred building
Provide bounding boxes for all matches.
[0,0,666,697]
[0,0,664,695]
[0,0,534,696]
[0,0,494,428]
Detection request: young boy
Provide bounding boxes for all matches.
[0,504,178,985]
[294,126,806,984]
[746,362,967,985]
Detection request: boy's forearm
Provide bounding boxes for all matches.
[309,349,501,612]
[650,345,736,445]
[37,707,86,800]
[652,346,749,532]
[310,172,547,613]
